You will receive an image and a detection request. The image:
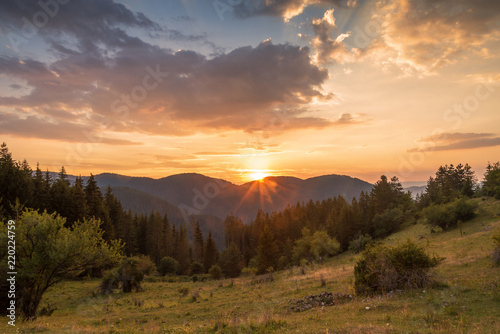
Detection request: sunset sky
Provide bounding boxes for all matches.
[1,0,499,184]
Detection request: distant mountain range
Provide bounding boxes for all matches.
[53,171,425,226]
[89,173,374,224]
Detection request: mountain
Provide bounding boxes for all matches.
[93,173,374,223]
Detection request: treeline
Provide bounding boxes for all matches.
[0,143,218,274]
[220,162,500,277]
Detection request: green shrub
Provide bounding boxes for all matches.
[99,257,146,294]
[190,261,205,275]
[99,269,120,294]
[493,229,500,265]
[354,240,443,295]
[372,207,404,238]
[209,264,222,280]
[422,198,476,230]
[159,256,179,276]
[348,234,373,254]
[135,254,156,276]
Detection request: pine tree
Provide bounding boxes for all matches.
[176,224,190,275]
[49,166,71,220]
[256,224,279,274]
[204,231,219,272]
[193,221,204,262]
[219,242,243,278]
[68,176,88,224]
[85,174,105,220]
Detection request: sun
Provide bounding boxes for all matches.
[249,171,270,181]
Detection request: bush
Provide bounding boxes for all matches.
[209,264,222,280]
[159,256,179,276]
[354,240,443,295]
[422,198,476,230]
[190,261,205,275]
[348,234,373,254]
[99,257,146,294]
[134,254,156,276]
[493,229,500,265]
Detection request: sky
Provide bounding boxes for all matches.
[0,0,499,184]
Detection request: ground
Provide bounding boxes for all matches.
[15,198,500,333]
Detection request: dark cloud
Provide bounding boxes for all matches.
[408,132,500,152]
[0,112,141,145]
[0,39,337,139]
[0,0,204,55]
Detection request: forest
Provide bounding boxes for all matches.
[1,142,500,320]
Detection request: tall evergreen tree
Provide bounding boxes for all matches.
[193,221,204,262]
[204,231,219,272]
[68,176,88,224]
[256,224,279,274]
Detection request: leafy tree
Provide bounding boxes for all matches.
[209,264,222,280]
[219,242,243,278]
[190,261,205,275]
[159,256,179,276]
[0,210,122,319]
[310,230,341,260]
[422,198,476,230]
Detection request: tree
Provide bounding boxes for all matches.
[483,162,500,199]
[204,231,219,272]
[193,221,204,262]
[219,242,243,278]
[68,176,88,224]
[159,256,179,276]
[256,224,279,274]
[0,210,122,319]
[49,167,71,220]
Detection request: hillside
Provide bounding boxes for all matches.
[93,172,374,223]
[23,198,500,333]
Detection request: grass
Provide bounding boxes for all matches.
[16,198,500,333]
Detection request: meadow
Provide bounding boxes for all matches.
[18,198,500,333]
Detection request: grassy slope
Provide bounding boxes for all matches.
[19,198,500,334]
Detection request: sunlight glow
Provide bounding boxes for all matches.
[248,170,270,181]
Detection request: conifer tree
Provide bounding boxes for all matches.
[204,231,219,272]
[193,220,204,262]
[256,224,279,274]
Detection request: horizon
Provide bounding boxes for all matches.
[1,1,499,184]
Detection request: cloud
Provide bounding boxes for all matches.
[408,132,500,152]
[375,0,500,73]
[0,112,141,145]
[235,0,355,21]
[310,9,353,64]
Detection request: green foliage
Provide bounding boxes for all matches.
[348,234,373,254]
[100,256,147,294]
[0,210,123,319]
[219,242,243,278]
[135,254,156,276]
[482,162,500,199]
[372,207,404,238]
[256,224,279,274]
[190,261,205,275]
[493,229,500,265]
[292,228,341,264]
[208,264,222,280]
[422,198,477,230]
[420,163,476,206]
[354,240,443,295]
[159,256,179,276]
